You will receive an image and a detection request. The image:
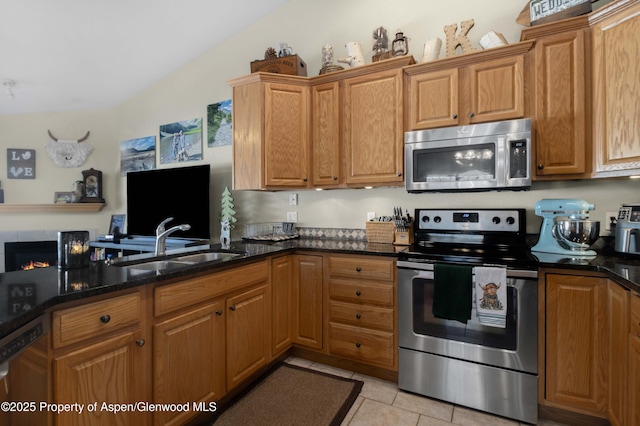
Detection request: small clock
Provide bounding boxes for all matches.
[80,168,104,203]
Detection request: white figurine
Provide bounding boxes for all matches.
[338,42,366,68]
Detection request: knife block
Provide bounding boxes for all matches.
[394,223,414,246]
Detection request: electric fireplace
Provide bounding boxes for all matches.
[4,241,58,271]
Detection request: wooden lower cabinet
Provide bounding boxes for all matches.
[292,254,323,349]
[542,271,608,417]
[225,284,270,390]
[271,256,294,356]
[327,255,397,370]
[153,301,224,426]
[53,329,147,426]
[608,281,629,426]
[51,290,148,426]
[629,292,640,425]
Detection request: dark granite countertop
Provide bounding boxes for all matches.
[1,238,639,342]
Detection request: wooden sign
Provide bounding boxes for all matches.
[7,148,36,179]
[530,0,592,26]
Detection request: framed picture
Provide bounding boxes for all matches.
[207,100,232,147]
[109,214,126,235]
[54,192,73,203]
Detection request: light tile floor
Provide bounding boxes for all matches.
[285,357,567,426]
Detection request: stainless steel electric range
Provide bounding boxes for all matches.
[397,208,539,424]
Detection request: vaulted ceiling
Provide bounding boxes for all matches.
[0,0,289,116]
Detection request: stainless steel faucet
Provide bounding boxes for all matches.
[154,217,191,256]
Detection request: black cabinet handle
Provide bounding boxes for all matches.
[452,114,458,119]
[229,305,236,311]
[215,310,223,316]
[356,313,361,319]
[356,267,361,272]
[468,112,475,118]
[355,342,361,348]
[333,176,338,181]
[537,164,544,170]
[136,339,145,347]
[100,315,111,324]
[356,290,361,296]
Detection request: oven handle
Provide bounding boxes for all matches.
[397,260,538,279]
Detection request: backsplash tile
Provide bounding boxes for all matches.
[297,227,367,241]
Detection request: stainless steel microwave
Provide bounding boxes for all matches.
[404,118,532,192]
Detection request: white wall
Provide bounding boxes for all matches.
[0,0,634,238]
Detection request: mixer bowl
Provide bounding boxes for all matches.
[553,219,600,251]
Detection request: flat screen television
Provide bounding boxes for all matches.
[126,164,211,239]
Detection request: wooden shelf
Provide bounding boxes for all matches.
[0,203,106,213]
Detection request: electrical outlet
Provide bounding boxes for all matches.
[287,211,298,223]
[367,212,376,221]
[605,211,618,231]
[289,193,298,206]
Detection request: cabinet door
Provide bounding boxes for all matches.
[405,68,459,130]
[271,256,294,356]
[592,2,640,176]
[54,330,146,426]
[226,285,269,390]
[630,335,640,426]
[153,301,224,426]
[468,54,525,124]
[264,82,310,187]
[292,254,323,349]
[311,81,341,187]
[532,30,588,177]
[608,281,629,426]
[544,273,608,415]
[343,69,404,186]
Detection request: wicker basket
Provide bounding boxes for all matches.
[365,221,395,244]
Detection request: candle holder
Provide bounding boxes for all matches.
[58,231,90,269]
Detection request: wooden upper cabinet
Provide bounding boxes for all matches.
[343,67,405,186]
[264,82,310,187]
[311,81,341,187]
[404,41,532,131]
[229,74,310,190]
[467,54,526,124]
[405,67,459,129]
[590,0,640,177]
[522,18,591,178]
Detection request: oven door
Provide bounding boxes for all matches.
[398,265,537,374]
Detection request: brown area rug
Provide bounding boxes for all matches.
[212,362,363,426]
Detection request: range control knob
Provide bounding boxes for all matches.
[492,217,501,224]
[422,215,430,223]
[506,216,516,225]
[434,216,442,223]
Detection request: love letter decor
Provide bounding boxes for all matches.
[7,148,36,179]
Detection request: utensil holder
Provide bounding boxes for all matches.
[394,223,414,246]
[366,221,395,243]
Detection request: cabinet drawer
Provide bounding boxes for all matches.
[155,261,268,316]
[329,300,393,331]
[631,292,640,336]
[329,278,394,306]
[52,293,141,348]
[328,322,394,368]
[329,256,395,281]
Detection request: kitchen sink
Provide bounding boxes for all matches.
[121,260,193,271]
[174,252,241,263]
[119,252,242,272]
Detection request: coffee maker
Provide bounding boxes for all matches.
[615,204,640,255]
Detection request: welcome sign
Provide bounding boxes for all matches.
[530,0,591,25]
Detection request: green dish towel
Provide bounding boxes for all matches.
[432,263,473,324]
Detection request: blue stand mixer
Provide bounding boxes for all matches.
[531,199,600,256]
